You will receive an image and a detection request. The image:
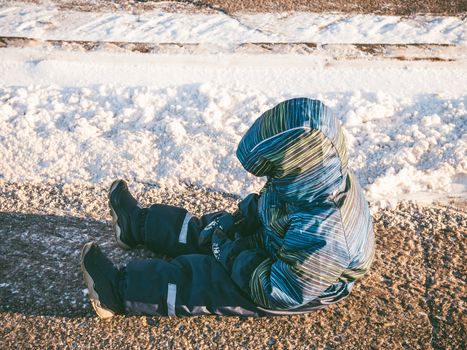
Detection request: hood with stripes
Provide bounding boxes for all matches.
[233,98,374,309]
[237,98,348,205]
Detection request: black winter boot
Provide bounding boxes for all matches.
[80,242,124,319]
[108,179,144,249]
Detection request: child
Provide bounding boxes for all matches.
[81,98,375,318]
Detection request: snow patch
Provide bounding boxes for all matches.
[0,84,465,209]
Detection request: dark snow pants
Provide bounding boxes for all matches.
[120,203,265,316]
[120,203,354,316]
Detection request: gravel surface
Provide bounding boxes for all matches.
[0,181,465,349]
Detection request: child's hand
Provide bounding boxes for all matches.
[233,193,261,236]
[198,214,235,249]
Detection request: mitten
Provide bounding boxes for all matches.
[198,213,234,249]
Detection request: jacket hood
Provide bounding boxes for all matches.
[236,98,349,204]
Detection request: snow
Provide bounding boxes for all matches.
[0,4,465,46]
[1,49,466,92]
[0,78,465,209]
[0,3,466,209]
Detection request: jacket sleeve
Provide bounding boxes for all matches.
[213,210,350,309]
[249,212,350,309]
[232,193,261,236]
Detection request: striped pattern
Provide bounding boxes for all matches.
[236,98,374,309]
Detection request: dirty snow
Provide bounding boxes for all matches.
[0,4,465,46]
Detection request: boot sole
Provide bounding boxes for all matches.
[108,180,132,250]
[80,242,116,319]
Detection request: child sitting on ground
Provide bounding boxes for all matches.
[81,97,375,318]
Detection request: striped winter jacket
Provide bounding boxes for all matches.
[226,98,375,310]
